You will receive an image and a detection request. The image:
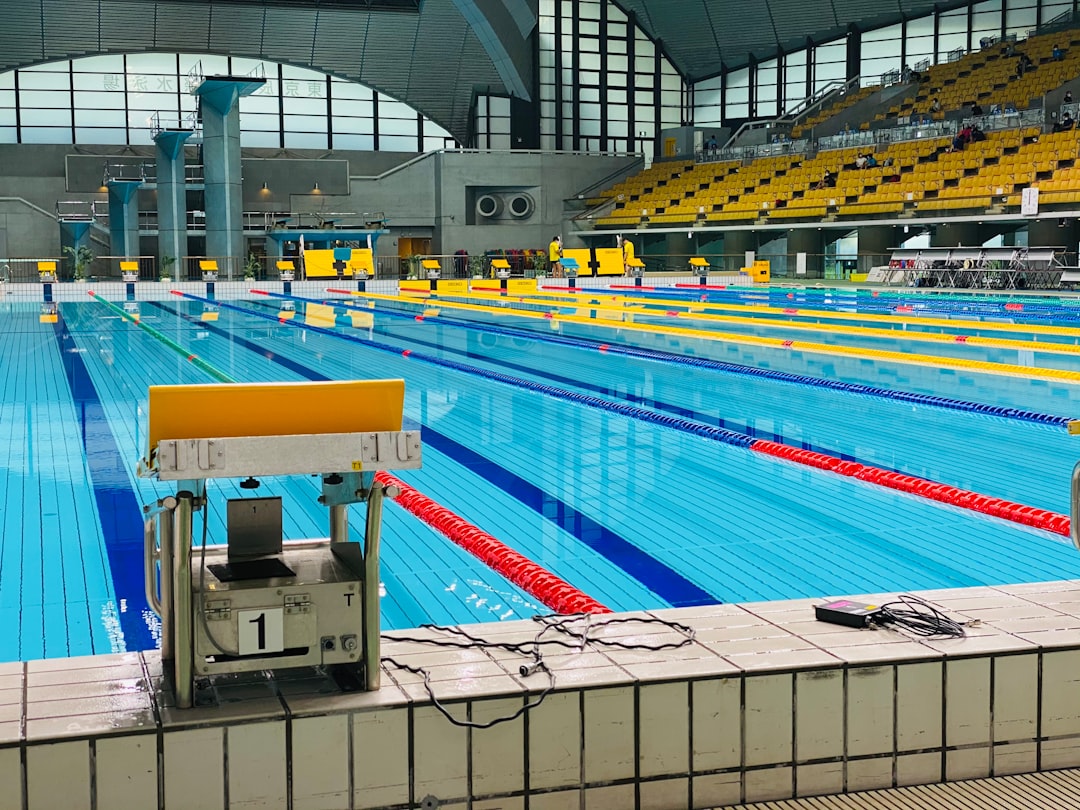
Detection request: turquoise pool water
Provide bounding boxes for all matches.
[4,293,1080,663]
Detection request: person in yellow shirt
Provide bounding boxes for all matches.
[548,235,563,278]
[620,235,636,275]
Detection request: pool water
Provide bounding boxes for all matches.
[3,292,1080,663]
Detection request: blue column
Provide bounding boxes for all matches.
[58,220,92,258]
[107,181,141,258]
[154,129,194,272]
[194,77,265,266]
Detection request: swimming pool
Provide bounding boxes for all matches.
[4,287,1080,663]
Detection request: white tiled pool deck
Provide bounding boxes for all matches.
[5,581,1080,809]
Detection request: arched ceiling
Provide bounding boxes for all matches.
[614,0,974,81]
[0,0,538,141]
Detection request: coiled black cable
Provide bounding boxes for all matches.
[382,613,696,728]
[872,594,967,638]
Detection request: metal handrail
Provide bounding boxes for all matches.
[143,497,177,617]
[1071,461,1080,551]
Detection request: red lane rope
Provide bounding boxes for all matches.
[674,283,729,289]
[609,284,657,291]
[375,472,612,614]
[750,440,1070,536]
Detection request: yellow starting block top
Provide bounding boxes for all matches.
[421,259,441,270]
[38,261,56,273]
[689,257,709,267]
[199,260,219,272]
[276,260,295,271]
[626,258,646,268]
[119,261,139,271]
[491,259,511,270]
[147,380,405,455]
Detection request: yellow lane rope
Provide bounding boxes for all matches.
[457,290,1080,357]
[336,289,1080,384]
[481,286,1080,341]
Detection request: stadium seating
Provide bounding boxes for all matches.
[890,28,1080,120]
[592,27,1080,229]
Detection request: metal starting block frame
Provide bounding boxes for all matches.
[139,380,421,708]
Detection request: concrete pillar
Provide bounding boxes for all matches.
[107,181,141,258]
[154,129,194,271]
[787,229,825,278]
[858,225,901,273]
[194,76,265,265]
[665,231,693,265]
[1028,217,1080,266]
[931,222,980,247]
[59,220,92,257]
[722,230,758,272]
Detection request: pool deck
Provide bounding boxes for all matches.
[5,580,1080,809]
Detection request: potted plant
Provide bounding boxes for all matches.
[468,255,485,279]
[533,252,549,278]
[63,245,94,281]
[160,254,176,283]
[243,253,260,281]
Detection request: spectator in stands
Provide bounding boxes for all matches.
[855,153,868,169]
[930,97,941,113]
[549,235,563,278]
[866,154,878,168]
[1003,41,1016,57]
[901,64,913,82]
[1054,44,1065,61]
[1055,111,1075,132]
[882,156,894,167]
[1066,90,1074,104]
[705,134,718,154]
[814,169,837,190]
[971,124,987,142]
[971,102,984,117]
[952,132,966,152]
[454,249,468,276]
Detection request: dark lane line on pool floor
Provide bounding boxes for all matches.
[149,300,717,608]
[52,313,155,652]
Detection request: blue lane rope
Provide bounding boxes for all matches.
[607,286,1080,325]
[174,291,758,450]
[263,290,1073,429]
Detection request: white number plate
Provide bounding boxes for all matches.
[237,608,284,655]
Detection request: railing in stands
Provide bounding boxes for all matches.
[816,120,958,151]
[1030,9,1078,38]
[785,77,861,124]
[699,138,810,163]
[961,108,1043,132]
[720,77,861,151]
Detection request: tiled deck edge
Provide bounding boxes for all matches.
[3,581,1080,809]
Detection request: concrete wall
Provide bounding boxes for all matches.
[0,198,63,259]
[0,144,637,258]
[290,150,639,254]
